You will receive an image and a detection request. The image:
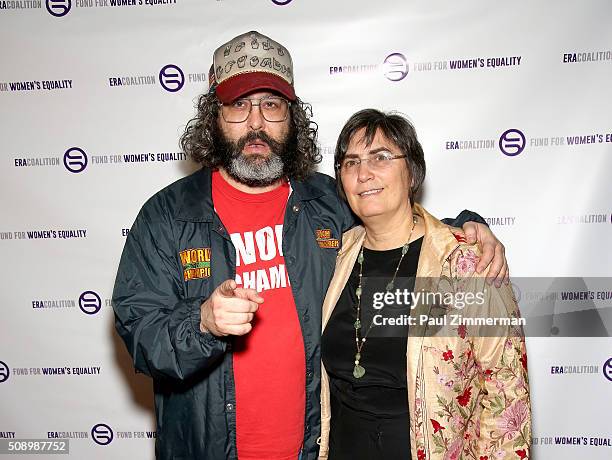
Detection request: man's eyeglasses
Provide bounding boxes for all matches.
[336,152,407,172]
[219,96,291,123]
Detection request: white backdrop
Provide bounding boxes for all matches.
[1,0,611,458]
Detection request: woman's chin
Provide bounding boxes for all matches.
[354,207,387,222]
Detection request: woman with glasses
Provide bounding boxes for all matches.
[318,109,531,460]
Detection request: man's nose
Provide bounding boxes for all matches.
[247,103,264,130]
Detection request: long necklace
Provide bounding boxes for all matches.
[352,215,417,379]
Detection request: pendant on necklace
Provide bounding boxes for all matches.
[353,364,365,379]
[353,352,365,378]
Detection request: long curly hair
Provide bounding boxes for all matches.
[180,92,320,181]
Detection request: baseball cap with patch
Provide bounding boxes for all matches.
[210,30,296,104]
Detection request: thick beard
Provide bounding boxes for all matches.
[215,127,293,187]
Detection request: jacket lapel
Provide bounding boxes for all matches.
[408,204,462,458]
[321,226,365,331]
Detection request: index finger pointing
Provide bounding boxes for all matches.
[224,298,260,313]
[234,287,264,303]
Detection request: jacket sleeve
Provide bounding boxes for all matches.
[474,278,532,458]
[112,198,227,381]
[441,209,488,227]
[334,187,356,233]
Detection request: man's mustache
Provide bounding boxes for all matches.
[235,131,282,154]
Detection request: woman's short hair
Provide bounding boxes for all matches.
[334,108,426,204]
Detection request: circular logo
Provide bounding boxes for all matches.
[0,361,9,383]
[159,64,185,93]
[271,0,293,4]
[46,0,71,17]
[383,53,409,82]
[79,291,102,315]
[603,357,612,382]
[63,147,88,173]
[499,129,526,157]
[91,423,113,446]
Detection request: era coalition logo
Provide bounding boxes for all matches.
[499,128,526,156]
[159,64,184,92]
[383,53,409,82]
[79,291,102,315]
[603,357,612,382]
[271,0,293,4]
[0,361,9,383]
[46,0,72,17]
[63,147,88,173]
[91,423,113,446]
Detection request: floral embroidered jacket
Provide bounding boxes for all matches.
[318,204,531,460]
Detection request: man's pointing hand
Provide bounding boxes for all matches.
[200,279,264,336]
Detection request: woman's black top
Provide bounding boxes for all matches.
[321,237,422,459]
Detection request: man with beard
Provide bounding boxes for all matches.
[112,31,508,460]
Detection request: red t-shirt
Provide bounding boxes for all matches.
[212,171,306,460]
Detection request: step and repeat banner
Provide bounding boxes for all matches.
[1,0,611,458]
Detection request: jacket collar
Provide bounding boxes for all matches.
[175,168,215,222]
[174,168,329,222]
[290,175,329,201]
[413,203,462,277]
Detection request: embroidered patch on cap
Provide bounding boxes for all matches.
[179,248,211,281]
[316,229,339,249]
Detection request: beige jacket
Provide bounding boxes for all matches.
[319,204,531,460]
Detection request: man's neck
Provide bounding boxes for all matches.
[218,168,284,194]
